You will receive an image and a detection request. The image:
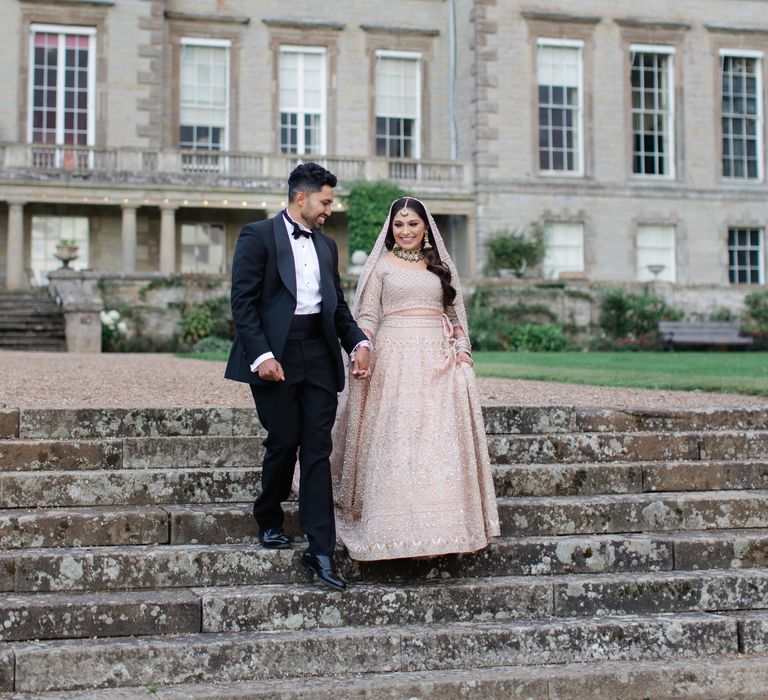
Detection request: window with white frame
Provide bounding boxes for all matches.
[28,25,95,162]
[30,216,89,286]
[279,46,326,155]
[721,52,763,180]
[375,51,421,159]
[181,223,226,274]
[631,45,675,177]
[537,39,583,174]
[179,39,230,151]
[542,222,584,279]
[636,224,676,282]
[728,227,764,284]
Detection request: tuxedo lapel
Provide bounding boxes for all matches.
[273,216,297,299]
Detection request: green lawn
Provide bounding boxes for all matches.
[474,351,768,396]
[180,350,768,396]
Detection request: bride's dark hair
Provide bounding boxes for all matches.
[384,197,456,308]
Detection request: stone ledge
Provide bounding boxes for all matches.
[0,410,18,439]
[164,11,250,24]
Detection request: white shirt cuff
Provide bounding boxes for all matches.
[250,352,274,373]
[350,340,372,357]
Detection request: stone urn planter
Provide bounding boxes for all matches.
[54,242,79,269]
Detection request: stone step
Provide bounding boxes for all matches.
[0,589,201,642]
[497,459,768,496]
[488,430,768,464]
[0,505,169,550]
[13,406,768,439]
[498,490,768,536]
[196,569,768,635]
[6,613,737,692]
[5,488,768,552]
[483,406,768,435]
[4,431,767,475]
[16,408,262,440]
[4,569,768,644]
[7,656,766,700]
[0,338,66,350]
[8,527,768,594]
[4,459,767,512]
[0,467,261,508]
[0,436,263,472]
[0,531,677,593]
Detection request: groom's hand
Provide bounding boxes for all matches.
[351,347,371,379]
[258,358,285,382]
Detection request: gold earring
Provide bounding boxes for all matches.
[423,231,433,250]
[393,242,402,251]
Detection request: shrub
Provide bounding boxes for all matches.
[346,180,406,256]
[179,297,232,345]
[598,288,683,341]
[745,290,768,327]
[485,225,546,277]
[467,291,566,351]
[191,336,232,354]
[468,305,518,351]
[509,323,567,351]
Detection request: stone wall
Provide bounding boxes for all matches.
[98,273,231,341]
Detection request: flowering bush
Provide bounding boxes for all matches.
[101,309,128,351]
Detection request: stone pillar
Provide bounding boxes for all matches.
[159,205,177,274]
[121,205,138,273]
[48,271,104,353]
[5,201,25,289]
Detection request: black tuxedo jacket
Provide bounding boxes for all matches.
[224,215,366,393]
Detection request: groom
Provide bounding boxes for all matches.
[225,162,370,590]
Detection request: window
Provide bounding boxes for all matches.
[542,222,584,279]
[375,51,420,158]
[179,39,230,151]
[631,45,675,177]
[279,46,326,155]
[537,39,583,174]
[181,223,226,274]
[636,224,676,282]
[721,52,763,180]
[30,216,89,286]
[728,227,764,284]
[28,24,95,167]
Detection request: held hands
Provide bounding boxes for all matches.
[457,351,473,368]
[258,358,285,382]
[351,347,372,379]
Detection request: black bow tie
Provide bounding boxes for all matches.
[283,210,315,239]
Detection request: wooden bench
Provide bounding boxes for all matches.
[658,321,754,350]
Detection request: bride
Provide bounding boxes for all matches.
[332,196,500,561]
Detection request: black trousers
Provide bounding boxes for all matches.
[250,334,338,555]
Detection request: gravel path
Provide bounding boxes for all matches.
[1,351,765,410]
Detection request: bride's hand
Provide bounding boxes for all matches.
[457,351,473,368]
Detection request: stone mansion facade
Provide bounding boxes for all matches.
[1,0,767,293]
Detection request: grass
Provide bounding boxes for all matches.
[179,350,768,396]
[474,351,768,396]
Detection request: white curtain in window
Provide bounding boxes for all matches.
[375,55,419,119]
[543,222,584,279]
[636,224,676,282]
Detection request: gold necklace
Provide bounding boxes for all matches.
[392,246,424,263]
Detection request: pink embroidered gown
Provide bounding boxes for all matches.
[333,257,500,561]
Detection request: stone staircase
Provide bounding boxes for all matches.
[0,290,66,352]
[1,405,768,698]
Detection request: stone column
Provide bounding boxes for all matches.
[159,204,177,274]
[5,201,25,289]
[121,204,138,273]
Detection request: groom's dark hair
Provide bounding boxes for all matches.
[288,162,337,202]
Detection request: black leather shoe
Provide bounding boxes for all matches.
[300,551,347,591]
[259,527,291,549]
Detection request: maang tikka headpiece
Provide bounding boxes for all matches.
[400,198,410,216]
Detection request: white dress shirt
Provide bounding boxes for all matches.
[250,213,370,373]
